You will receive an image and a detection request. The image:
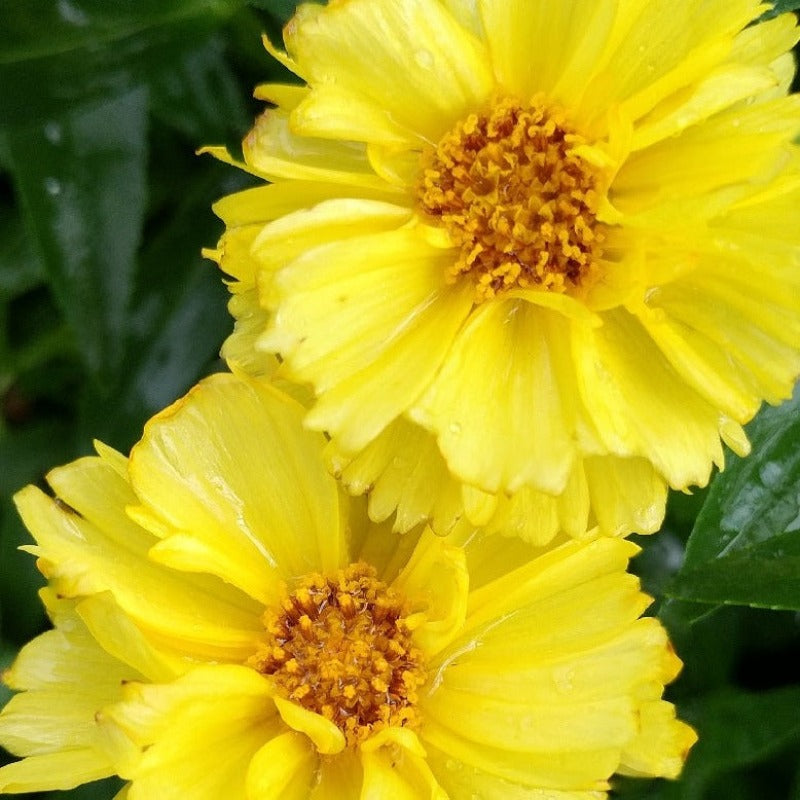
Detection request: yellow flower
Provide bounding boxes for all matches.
[0,373,695,798]
[207,0,800,544]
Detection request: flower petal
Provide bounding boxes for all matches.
[284,0,493,145]
[264,228,473,452]
[327,418,466,535]
[243,107,393,189]
[116,666,280,800]
[245,732,316,800]
[579,0,764,126]
[619,701,698,779]
[0,750,114,794]
[585,456,668,536]
[14,452,263,663]
[129,374,345,603]
[392,530,468,657]
[413,300,576,494]
[360,728,447,800]
[571,309,723,488]
[479,0,617,106]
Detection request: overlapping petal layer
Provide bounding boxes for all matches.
[0,373,693,798]
[211,0,800,543]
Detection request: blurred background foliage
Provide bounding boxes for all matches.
[0,1,799,798]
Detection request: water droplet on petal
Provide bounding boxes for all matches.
[554,665,576,693]
[448,422,462,435]
[414,49,434,69]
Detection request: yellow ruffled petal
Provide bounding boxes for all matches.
[0,597,138,792]
[423,725,618,793]
[115,666,280,800]
[413,299,576,494]
[273,696,346,756]
[643,267,800,413]
[222,289,281,379]
[630,64,780,152]
[360,728,447,800]
[392,529,468,657]
[14,458,264,663]
[129,373,345,604]
[425,741,609,800]
[584,456,668,536]
[245,732,316,800]
[619,701,698,779]
[615,95,800,212]
[413,536,691,792]
[571,309,723,488]
[264,228,473,452]
[243,106,393,190]
[579,0,765,127]
[310,750,363,799]
[284,0,493,146]
[75,593,181,682]
[0,750,114,794]
[327,417,466,535]
[253,198,414,283]
[479,0,617,108]
[448,538,644,665]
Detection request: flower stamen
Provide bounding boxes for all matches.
[418,94,606,302]
[249,562,425,748]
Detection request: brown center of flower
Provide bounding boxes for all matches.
[418,94,605,302]
[248,562,425,747]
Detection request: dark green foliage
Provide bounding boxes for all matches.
[0,2,799,799]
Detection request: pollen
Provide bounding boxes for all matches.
[248,562,426,748]
[418,94,606,302]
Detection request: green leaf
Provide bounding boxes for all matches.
[246,0,303,20]
[0,504,46,644]
[0,206,43,301]
[0,0,245,124]
[668,531,800,609]
[73,158,235,449]
[666,389,800,610]
[148,37,249,141]
[2,88,148,386]
[0,641,15,710]
[761,0,800,19]
[675,687,800,800]
[0,421,73,643]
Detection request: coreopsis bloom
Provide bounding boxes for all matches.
[207,0,800,543]
[0,373,695,798]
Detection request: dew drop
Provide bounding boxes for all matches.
[44,177,62,196]
[553,665,575,693]
[519,714,534,731]
[44,121,62,145]
[57,0,89,26]
[759,461,784,489]
[414,49,434,69]
[448,422,462,435]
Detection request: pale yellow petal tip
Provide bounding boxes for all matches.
[273,695,346,755]
[261,32,304,79]
[720,417,751,458]
[620,702,698,780]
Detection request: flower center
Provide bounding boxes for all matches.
[248,562,425,748]
[418,94,605,302]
